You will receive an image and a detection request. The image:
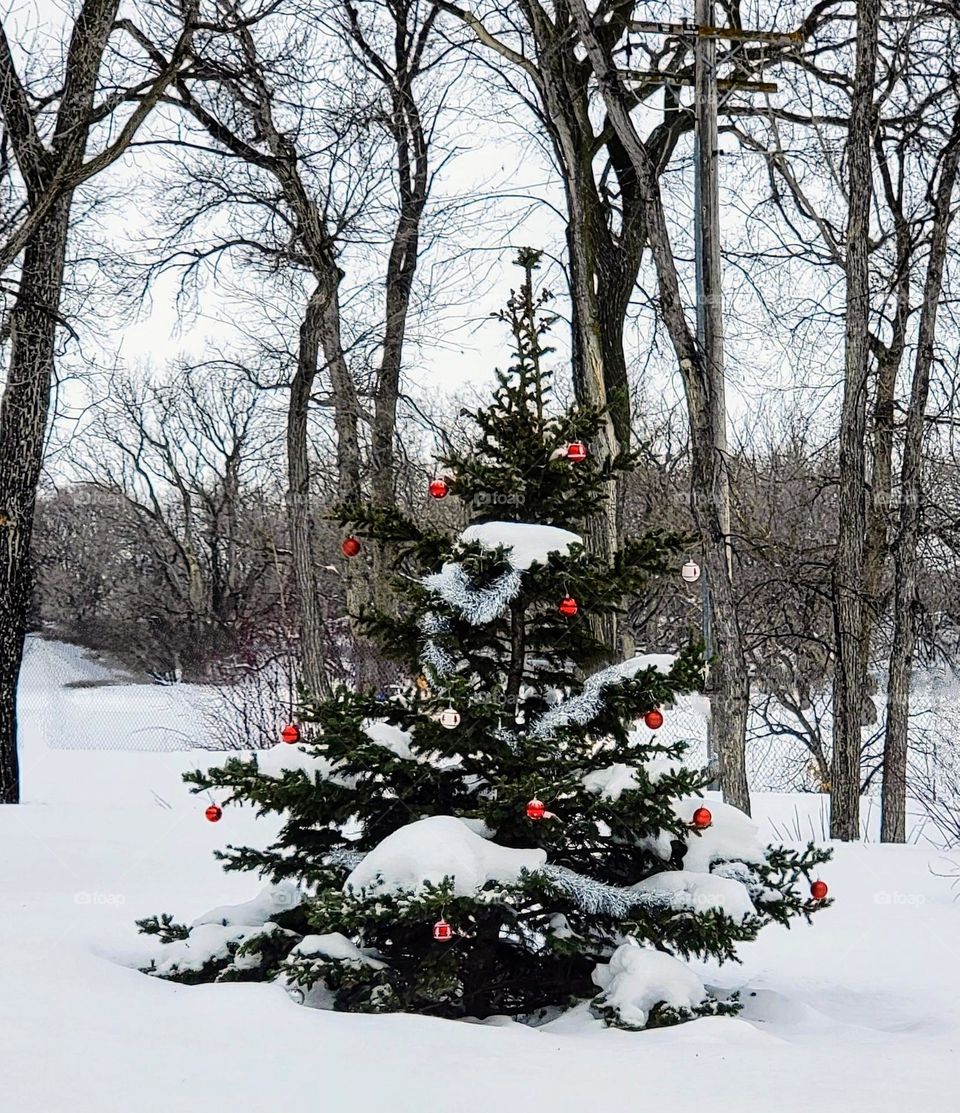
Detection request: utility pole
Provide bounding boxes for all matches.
[627,6,801,787]
[695,0,727,782]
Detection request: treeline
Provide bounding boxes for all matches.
[3,0,960,839]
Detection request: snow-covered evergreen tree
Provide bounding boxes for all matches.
[139,251,830,1029]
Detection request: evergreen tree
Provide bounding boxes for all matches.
[139,251,830,1029]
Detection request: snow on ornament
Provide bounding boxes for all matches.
[205,804,223,823]
[428,477,449,500]
[566,441,588,462]
[281,723,300,744]
[681,560,701,584]
[341,536,361,558]
[691,806,713,830]
[810,880,829,901]
[433,918,454,942]
[558,595,579,617]
[439,707,461,729]
[643,708,664,730]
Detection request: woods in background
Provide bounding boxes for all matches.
[2,0,960,842]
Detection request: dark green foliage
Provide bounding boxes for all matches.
[136,913,190,944]
[140,253,830,1029]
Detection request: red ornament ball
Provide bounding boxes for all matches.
[428,477,449,499]
[566,441,588,462]
[692,806,713,830]
[341,536,361,558]
[810,880,829,901]
[433,918,453,942]
[526,797,546,821]
[281,723,300,745]
[205,804,222,823]
[558,595,578,617]
[644,708,664,730]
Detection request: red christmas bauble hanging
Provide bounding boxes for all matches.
[558,595,578,617]
[692,806,712,830]
[428,477,449,499]
[810,880,829,901]
[433,918,453,942]
[281,723,300,745]
[526,797,547,820]
[341,536,361,558]
[205,804,223,823]
[566,441,588,462]
[644,708,664,730]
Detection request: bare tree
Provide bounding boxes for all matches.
[883,99,960,841]
[0,0,195,802]
[140,0,451,689]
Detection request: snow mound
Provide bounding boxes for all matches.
[592,944,707,1029]
[255,743,353,785]
[582,763,641,800]
[344,815,546,897]
[637,797,766,871]
[460,521,581,569]
[630,870,756,919]
[642,756,686,783]
[675,798,765,872]
[151,922,274,977]
[363,720,414,760]
[290,933,386,969]
[192,881,302,928]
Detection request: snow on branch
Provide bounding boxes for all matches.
[322,846,753,920]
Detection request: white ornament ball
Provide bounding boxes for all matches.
[439,707,461,729]
[681,560,701,584]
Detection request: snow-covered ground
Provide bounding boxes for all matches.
[2,639,958,1112]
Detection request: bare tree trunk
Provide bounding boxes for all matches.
[0,199,71,802]
[882,105,960,843]
[831,0,879,841]
[0,0,143,802]
[287,288,331,699]
[568,0,750,811]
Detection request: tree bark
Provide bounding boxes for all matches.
[286,287,332,699]
[0,199,71,802]
[882,104,960,843]
[831,0,879,841]
[0,0,135,802]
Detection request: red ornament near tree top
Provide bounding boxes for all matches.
[205,804,222,823]
[341,536,361,558]
[428,477,449,499]
[692,806,712,830]
[566,441,588,462]
[433,918,453,942]
[810,880,829,901]
[281,723,300,745]
[644,708,664,730]
[558,595,578,617]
